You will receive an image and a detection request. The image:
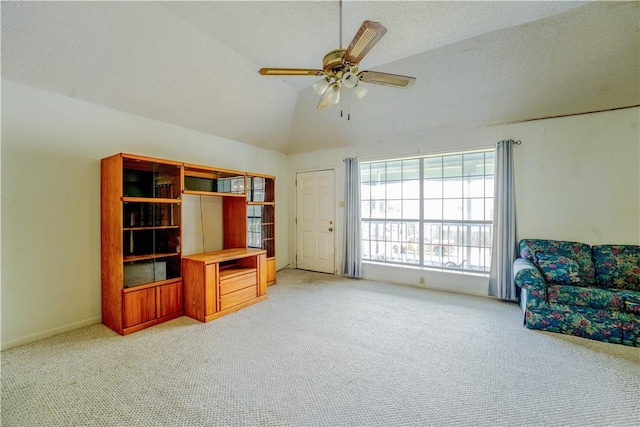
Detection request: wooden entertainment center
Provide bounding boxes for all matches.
[182,248,267,322]
[101,153,276,335]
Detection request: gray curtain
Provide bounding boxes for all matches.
[488,140,518,301]
[341,157,362,278]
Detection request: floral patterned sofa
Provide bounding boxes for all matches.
[513,239,640,346]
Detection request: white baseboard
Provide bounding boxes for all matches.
[1,316,102,351]
[362,262,490,298]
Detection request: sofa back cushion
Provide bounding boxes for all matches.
[519,239,596,285]
[592,245,640,290]
[535,253,582,284]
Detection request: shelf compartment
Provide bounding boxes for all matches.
[122,197,182,204]
[123,226,180,231]
[123,202,181,228]
[122,228,181,258]
[247,175,275,203]
[246,204,275,258]
[123,157,181,200]
[123,256,181,288]
[123,252,180,263]
[183,164,246,196]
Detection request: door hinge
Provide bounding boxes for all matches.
[295,217,297,224]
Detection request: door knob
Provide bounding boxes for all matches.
[329,228,333,232]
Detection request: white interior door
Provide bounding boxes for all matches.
[296,169,335,274]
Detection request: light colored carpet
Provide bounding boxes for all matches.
[2,268,639,426]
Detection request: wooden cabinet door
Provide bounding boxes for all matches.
[123,288,156,328]
[266,258,276,286]
[157,281,182,318]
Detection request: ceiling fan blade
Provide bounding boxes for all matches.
[343,20,387,65]
[358,71,416,88]
[259,68,324,76]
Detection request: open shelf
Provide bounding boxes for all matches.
[123,252,180,263]
[183,164,246,196]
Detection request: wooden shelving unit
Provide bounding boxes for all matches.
[246,174,277,285]
[101,153,183,335]
[101,154,277,334]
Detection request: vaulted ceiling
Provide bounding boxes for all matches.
[2,1,639,154]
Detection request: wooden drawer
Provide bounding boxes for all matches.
[220,286,257,311]
[219,270,256,295]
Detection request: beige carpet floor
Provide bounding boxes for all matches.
[2,268,639,426]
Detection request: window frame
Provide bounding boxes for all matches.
[360,149,494,274]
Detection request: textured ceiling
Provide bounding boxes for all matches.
[2,1,639,154]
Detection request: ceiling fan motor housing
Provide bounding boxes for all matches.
[322,49,358,81]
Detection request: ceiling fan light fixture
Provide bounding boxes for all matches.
[352,83,368,99]
[328,83,341,105]
[317,83,341,110]
[342,71,358,89]
[313,78,330,95]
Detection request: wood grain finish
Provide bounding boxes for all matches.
[205,264,217,316]
[246,174,276,285]
[266,258,276,286]
[158,281,182,318]
[182,258,207,322]
[123,288,156,328]
[102,153,275,335]
[182,248,267,322]
[220,286,257,311]
[220,270,257,295]
[223,197,247,248]
[258,254,268,296]
[102,153,183,335]
[101,154,124,333]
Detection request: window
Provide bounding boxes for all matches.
[360,150,494,273]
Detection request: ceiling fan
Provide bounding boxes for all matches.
[258,5,416,110]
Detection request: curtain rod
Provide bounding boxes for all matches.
[342,140,521,163]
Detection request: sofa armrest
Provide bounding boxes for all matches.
[513,258,546,300]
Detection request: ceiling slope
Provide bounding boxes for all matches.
[2,1,638,154]
[288,1,640,153]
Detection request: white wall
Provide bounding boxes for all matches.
[1,80,289,349]
[287,107,640,296]
[2,78,638,349]
[503,110,640,244]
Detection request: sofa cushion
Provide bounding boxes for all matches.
[535,253,581,284]
[519,239,596,284]
[620,291,640,314]
[592,245,640,291]
[524,307,625,344]
[546,285,625,311]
